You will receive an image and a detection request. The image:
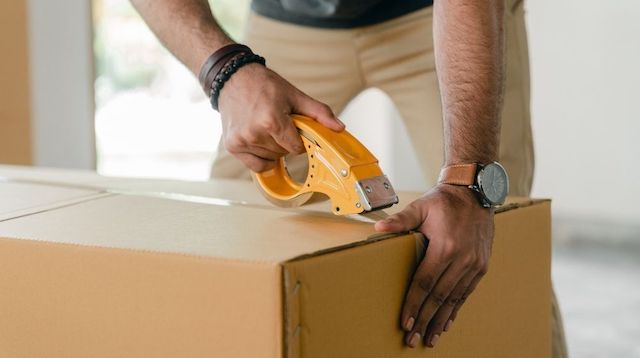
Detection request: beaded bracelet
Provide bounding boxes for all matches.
[198,44,251,93]
[209,52,266,111]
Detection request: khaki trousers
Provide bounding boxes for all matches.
[211,2,567,357]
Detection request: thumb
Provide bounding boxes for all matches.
[374,203,424,233]
[291,92,345,132]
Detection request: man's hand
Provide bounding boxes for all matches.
[131,0,345,173]
[375,184,494,348]
[218,63,345,172]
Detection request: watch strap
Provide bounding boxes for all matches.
[438,163,478,186]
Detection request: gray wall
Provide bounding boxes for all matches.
[27,0,96,169]
[527,0,640,225]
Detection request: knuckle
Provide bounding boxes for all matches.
[224,135,242,153]
[260,116,279,132]
[395,211,410,225]
[447,295,462,306]
[242,129,260,144]
[279,127,300,145]
[414,275,434,293]
[462,254,478,270]
[431,291,447,307]
[319,103,332,114]
[261,81,278,97]
[431,316,447,331]
[459,291,471,303]
[443,243,459,259]
[252,161,269,173]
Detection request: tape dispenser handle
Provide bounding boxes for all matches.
[252,115,318,204]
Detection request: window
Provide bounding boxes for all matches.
[93,0,249,180]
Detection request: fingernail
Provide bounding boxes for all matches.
[444,319,452,332]
[404,317,415,331]
[408,332,421,348]
[430,334,440,347]
[335,117,345,127]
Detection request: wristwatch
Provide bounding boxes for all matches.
[438,162,509,208]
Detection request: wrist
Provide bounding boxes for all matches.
[438,162,509,208]
[197,44,266,110]
[434,183,492,211]
[210,52,266,111]
[217,63,267,113]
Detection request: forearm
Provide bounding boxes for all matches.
[130,0,233,75]
[433,0,506,165]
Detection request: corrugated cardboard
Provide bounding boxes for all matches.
[0,169,551,358]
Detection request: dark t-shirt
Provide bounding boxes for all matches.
[251,0,433,28]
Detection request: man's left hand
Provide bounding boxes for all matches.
[374,184,494,348]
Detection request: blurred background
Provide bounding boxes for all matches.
[1,0,639,356]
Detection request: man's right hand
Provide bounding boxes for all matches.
[217,63,345,173]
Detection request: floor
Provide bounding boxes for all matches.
[553,238,640,358]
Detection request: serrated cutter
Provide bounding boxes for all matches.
[253,115,399,218]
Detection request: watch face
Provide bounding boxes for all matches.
[478,162,509,205]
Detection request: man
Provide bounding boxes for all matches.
[132,0,566,355]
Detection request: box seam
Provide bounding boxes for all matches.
[0,236,280,266]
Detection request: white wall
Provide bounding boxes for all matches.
[526,0,640,224]
[27,0,96,169]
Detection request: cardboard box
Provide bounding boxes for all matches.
[0,169,551,358]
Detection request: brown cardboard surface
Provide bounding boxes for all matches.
[0,238,282,358]
[0,193,384,262]
[0,181,104,221]
[0,173,551,357]
[284,201,551,358]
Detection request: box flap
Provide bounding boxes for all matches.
[0,193,387,263]
[0,180,105,221]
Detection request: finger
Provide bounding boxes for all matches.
[400,241,450,347]
[405,264,464,348]
[235,152,277,173]
[253,146,286,159]
[242,127,290,157]
[448,271,485,324]
[271,115,305,155]
[424,270,477,346]
[290,92,345,132]
[375,202,425,233]
[244,146,285,161]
